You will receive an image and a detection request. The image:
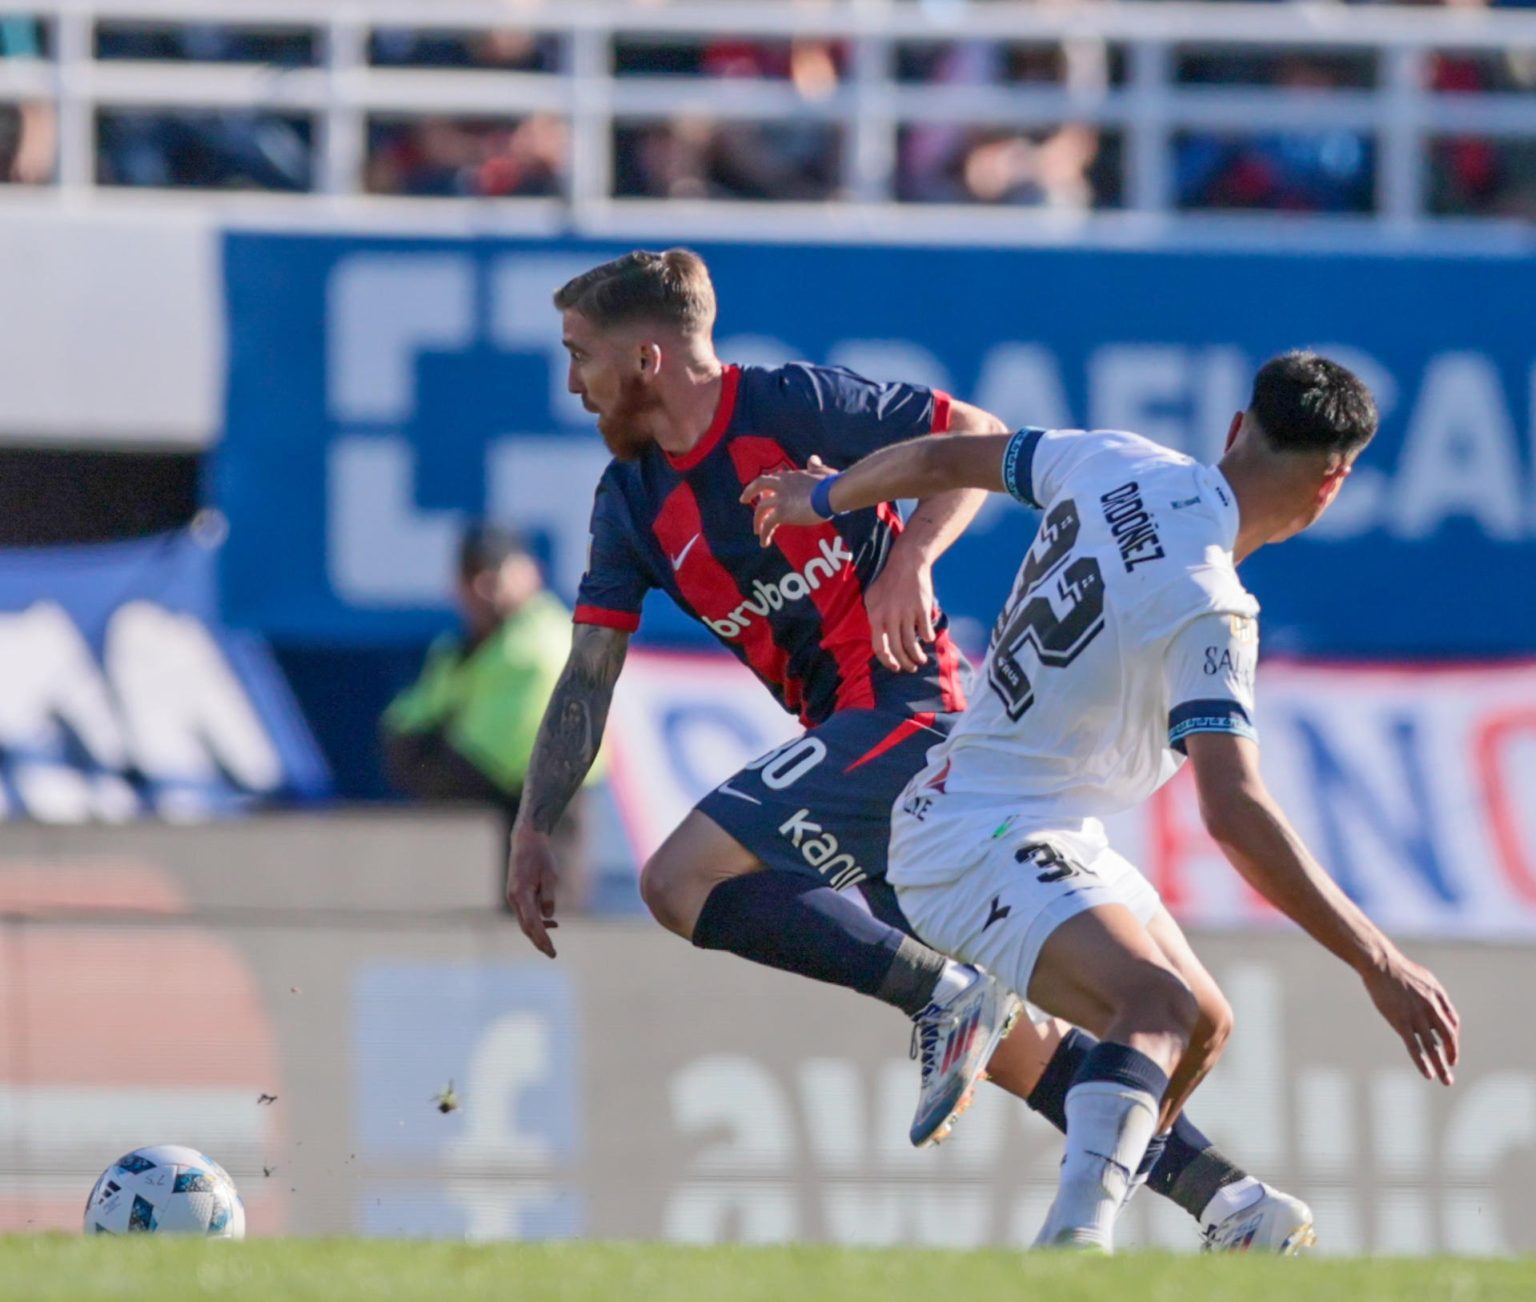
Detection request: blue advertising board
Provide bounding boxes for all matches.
[219,234,1536,657]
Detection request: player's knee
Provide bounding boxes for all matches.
[1166,976,1202,1044]
[638,852,692,936]
[1190,989,1235,1067]
[1203,990,1235,1053]
[1125,964,1200,1047]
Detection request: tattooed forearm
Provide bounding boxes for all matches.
[519,624,629,834]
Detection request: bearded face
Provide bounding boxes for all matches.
[596,371,665,462]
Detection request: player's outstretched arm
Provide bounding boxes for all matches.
[867,400,1006,672]
[1184,731,1461,1085]
[741,430,1016,542]
[507,623,629,957]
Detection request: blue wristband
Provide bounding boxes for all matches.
[809,473,842,520]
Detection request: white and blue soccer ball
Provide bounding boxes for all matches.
[84,1144,246,1238]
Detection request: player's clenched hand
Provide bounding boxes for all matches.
[507,824,561,959]
[1362,953,1461,1086]
[740,455,837,547]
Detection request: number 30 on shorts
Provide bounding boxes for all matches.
[745,736,828,790]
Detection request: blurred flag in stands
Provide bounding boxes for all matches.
[0,521,329,821]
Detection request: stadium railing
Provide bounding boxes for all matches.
[1,0,1535,244]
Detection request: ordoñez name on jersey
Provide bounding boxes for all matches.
[706,536,853,639]
[1100,480,1166,572]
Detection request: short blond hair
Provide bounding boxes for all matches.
[553,248,716,335]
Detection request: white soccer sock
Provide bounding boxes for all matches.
[1038,1080,1161,1249]
[1122,1129,1170,1208]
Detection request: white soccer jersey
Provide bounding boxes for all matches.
[891,426,1260,882]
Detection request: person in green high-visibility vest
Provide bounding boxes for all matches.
[381,523,594,908]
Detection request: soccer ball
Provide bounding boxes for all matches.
[83,1144,246,1238]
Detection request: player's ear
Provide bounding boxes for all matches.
[1315,459,1350,507]
[1224,411,1243,451]
[638,341,662,377]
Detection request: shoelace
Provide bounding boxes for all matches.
[908,1004,963,1079]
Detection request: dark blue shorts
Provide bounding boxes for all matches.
[695,707,957,923]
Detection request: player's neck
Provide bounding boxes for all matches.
[651,357,728,458]
[1217,455,1290,564]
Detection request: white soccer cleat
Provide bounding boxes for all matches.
[1203,1184,1316,1255]
[908,965,1023,1148]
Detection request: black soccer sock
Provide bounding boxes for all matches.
[692,871,947,1017]
[1147,1119,1251,1222]
[1024,1026,1251,1223]
[1136,1130,1169,1183]
[1024,1026,1095,1131]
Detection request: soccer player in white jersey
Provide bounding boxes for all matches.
[744,351,1461,1252]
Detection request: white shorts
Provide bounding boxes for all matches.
[891,823,1162,1007]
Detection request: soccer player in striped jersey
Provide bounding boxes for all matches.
[509,249,1304,1248]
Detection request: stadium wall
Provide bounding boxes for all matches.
[0,814,1528,1253]
[0,209,219,451]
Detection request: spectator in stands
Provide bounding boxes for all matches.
[621,118,716,199]
[1176,55,1373,213]
[94,22,313,190]
[96,21,312,64]
[1427,40,1503,214]
[365,28,565,198]
[619,37,843,201]
[703,37,842,199]
[366,114,565,198]
[1403,0,1536,217]
[381,524,590,907]
[99,111,312,190]
[0,15,54,185]
[371,26,557,72]
[900,40,1106,208]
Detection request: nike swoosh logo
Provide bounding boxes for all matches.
[715,780,762,806]
[671,533,702,571]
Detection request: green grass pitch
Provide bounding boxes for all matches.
[5,1238,1533,1301]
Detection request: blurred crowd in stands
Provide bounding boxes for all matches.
[2,10,1535,218]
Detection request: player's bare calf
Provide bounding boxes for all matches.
[1023,904,1202,1249]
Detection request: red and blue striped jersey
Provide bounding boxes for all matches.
[574,362,969,727]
